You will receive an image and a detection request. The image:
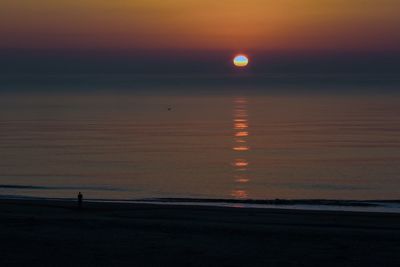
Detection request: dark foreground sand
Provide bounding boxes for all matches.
[1,199,400,267]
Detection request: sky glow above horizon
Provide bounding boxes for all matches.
[1,0,399,53]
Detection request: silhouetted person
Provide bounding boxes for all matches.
[78,192,83,209]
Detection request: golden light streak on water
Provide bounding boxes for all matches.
[233,146,249,151]
[230,189,248,199]
[235,131,249,137]
[231,97,251,199]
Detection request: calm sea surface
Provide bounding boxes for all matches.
[1,91,400,200]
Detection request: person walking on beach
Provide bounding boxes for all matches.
[78,192,83,209]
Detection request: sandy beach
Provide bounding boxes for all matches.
[1,199,400,267]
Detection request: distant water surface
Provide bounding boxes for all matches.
[1,90,400,200]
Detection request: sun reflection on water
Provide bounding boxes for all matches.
[231,97,251,199]
[234,159,248,168]
[235,131,248,137]
[230,189,248,199]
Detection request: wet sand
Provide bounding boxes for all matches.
[1,199,400,267]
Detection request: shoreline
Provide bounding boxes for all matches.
[1,194,400,213]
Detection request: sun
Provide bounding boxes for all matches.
[233,54,249,67]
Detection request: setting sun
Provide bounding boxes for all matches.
[233,55,249,67]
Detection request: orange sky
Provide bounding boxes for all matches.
[1,0,400,52]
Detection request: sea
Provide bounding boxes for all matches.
[1,74,400,211]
